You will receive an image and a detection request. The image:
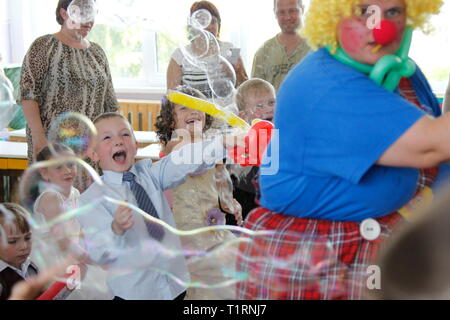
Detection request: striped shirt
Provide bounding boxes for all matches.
[171,41,234,98]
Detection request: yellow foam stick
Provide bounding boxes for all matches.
[167,91,250,131]
[371,44,382,54]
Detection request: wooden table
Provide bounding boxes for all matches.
[0,141,162,202]
[7,129,159,148]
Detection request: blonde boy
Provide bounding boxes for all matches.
[236,78,276,124]
[79,112,241,300]
[232,79,277,220]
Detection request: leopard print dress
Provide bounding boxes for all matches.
[20,35,118,191]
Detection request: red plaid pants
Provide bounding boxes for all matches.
[236,166,438,300]
[235,208,403,300]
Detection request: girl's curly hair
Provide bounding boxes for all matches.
[156,85,213,145]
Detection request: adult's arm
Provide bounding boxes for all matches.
[151,135,245,190]
[21,99,47,157]
[234,56,249,87]
[443,74,450,113]
[103,51,119,113]
[166,58,182,91]
[20,36,51,158]
[377,114,450,168]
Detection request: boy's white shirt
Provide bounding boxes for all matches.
[0,257,37,278]
[78,138,226,300]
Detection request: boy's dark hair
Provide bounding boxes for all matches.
[0,203,31,237]
[155,86,213,145]
[36,144,74,162]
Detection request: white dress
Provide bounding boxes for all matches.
[172,168,237,300]
[32,187,112,300]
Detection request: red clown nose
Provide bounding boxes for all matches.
[373,20,398,45]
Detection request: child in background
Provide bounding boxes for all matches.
[156,86,242,299]
[231,79,276,221]
[33,145,112,300]
[0,203,38,300]
[78,111,243,300]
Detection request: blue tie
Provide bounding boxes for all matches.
[122,171,165,241]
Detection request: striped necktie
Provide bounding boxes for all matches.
[122,171,164,241]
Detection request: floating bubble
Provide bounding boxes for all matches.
[207,55,236,100]
[67,0,98,25]
[180,27,220,71]
[190,9,212,30]
[0,73,16,130]
[47,112,97,158]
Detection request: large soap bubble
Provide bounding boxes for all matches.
[68,0,98,25]
[207,55,237,100]
[190,9,212,30]
[47,112,97,159]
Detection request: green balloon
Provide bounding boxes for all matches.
[327,27,416,91]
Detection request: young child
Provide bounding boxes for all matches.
[0,203,38,300]
[156,85,242,299]
[232,78,276,220]
[78,111,242,300]
[32,145,112,300]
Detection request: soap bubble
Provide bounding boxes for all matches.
[190,9,212,30]
[180,27,220,70]
[47,112,97,158]
[207,55,236,100]
[68,0,98,25]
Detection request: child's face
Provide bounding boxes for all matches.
[0,224,32,269]
[174,104,206,137]
[240,90,276,123]
[39,154,77,193]
[92,117,138,172]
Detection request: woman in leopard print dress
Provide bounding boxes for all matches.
[19,0,118,191]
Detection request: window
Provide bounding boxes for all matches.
[2,0,448,97]
[409,1,450,96]
[87,0,280,92]
[1,0,279,95]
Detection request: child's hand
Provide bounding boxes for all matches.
[112,205,134,235]
[221,199,244,226]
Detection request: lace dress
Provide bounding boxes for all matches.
[32,187,112,300]
[172,168,237,300]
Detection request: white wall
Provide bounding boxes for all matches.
[0,0,10,63]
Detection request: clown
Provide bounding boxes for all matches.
[237,0,446,300]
